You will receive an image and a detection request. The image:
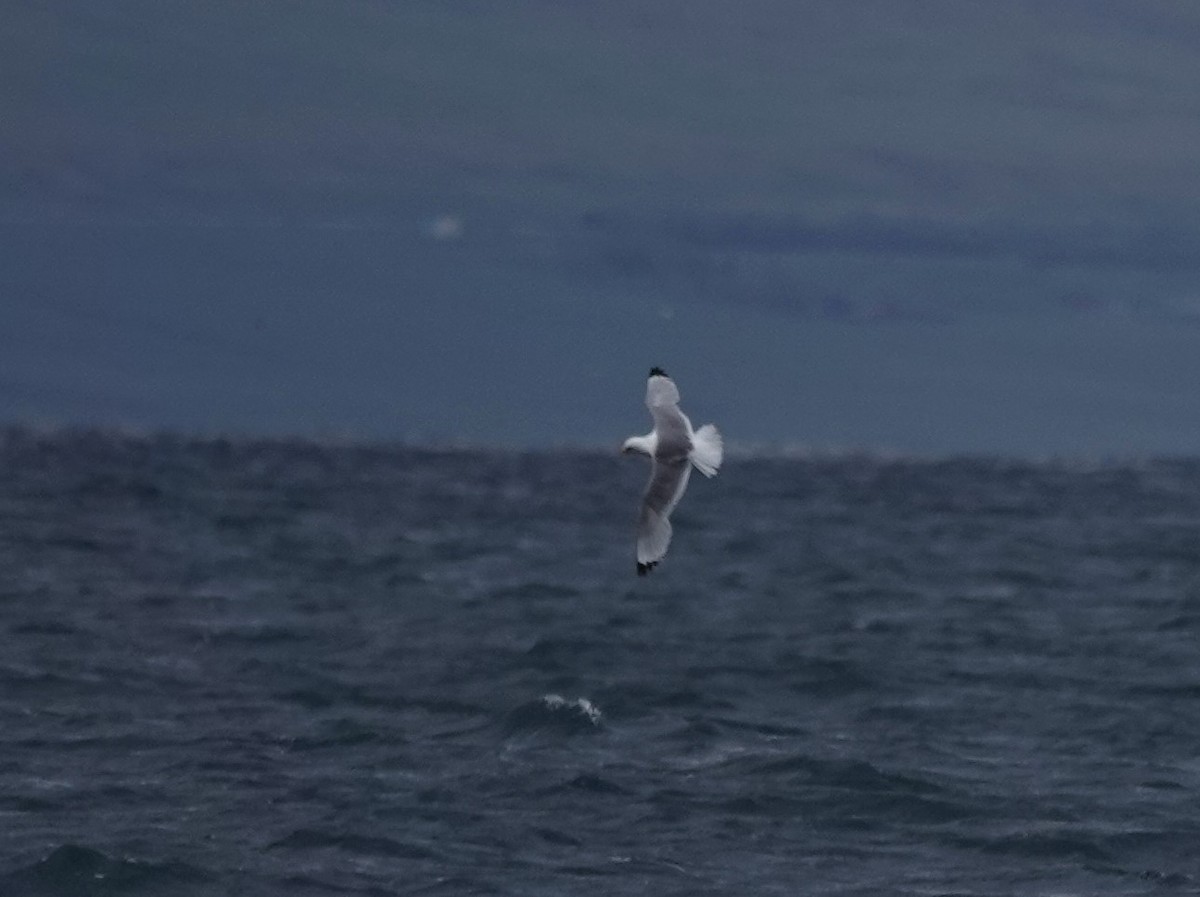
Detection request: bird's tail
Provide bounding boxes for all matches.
[690,424,723,477]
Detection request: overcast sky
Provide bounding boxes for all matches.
[3,1,1200,455]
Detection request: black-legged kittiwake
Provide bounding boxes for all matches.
[622,367,723,576]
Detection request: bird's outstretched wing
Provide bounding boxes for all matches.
[645,370,681,409]
[636,455,691,575]
[645,371,691,453]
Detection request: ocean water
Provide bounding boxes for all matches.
[3,428,1200,896]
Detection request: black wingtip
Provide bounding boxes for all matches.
[636,561,657,576]
[649,367,667,378]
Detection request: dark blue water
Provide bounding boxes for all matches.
[3,428,1200,895]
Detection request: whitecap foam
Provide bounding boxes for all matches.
[542,694,603,726]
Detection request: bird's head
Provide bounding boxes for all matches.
[621,435,653,457]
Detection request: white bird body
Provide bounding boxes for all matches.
[622,368,723,575]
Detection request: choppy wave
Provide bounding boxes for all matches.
[0,844,212,895]
[5,430,1200,894]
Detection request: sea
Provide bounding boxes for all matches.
[2,427,1200,896]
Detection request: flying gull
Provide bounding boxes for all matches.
[622,367,723,575]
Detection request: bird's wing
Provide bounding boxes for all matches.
[645,373,691,449]
[645,372,681,409]
[637,455,692,570]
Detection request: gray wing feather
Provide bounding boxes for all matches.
[651,405,691,455]
[645,375,692,455]
[637,457,692,566]
[645,374,681,409]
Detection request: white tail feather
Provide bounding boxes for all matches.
[689,424,723,477]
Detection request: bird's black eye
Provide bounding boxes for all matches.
[649,366,666,377]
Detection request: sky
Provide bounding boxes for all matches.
[3,1,1200,456]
